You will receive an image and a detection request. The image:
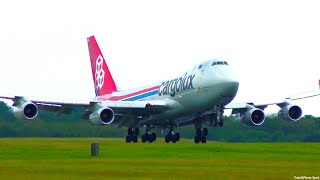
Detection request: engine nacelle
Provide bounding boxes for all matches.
[278,104,302,121]
[89,107,114,125]
[241,108,265,126]
[13,102,38,120]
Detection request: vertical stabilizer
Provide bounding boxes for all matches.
[87,36,118,96]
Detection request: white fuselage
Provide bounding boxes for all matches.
[98,60,239,125]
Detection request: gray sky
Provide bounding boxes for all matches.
[0,0,320,116]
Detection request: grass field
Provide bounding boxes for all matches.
[0,138,319,180]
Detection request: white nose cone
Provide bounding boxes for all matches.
[216,67,239,98]
[222,77,239,98]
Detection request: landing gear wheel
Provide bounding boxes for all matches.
[194,127,208,143]
[132,136,138,143]
[150,133,156,142]
[201,136,207,143]
[172,138,177,143]
[128,128,133,136]
[172,134,179,143]
[165,134,172,143]
[126,136,132,143]
[194,136,200,143]
[142,134,148,143]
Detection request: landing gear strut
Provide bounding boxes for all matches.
[213,118,224,127]
[194,128,208,143]
[213,109,224,127]
[126,127,139,143]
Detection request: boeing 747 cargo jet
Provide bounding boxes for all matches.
[1,36,319,143]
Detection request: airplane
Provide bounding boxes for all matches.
[1,35,319,143]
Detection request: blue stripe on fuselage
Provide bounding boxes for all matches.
[122,90,158,101]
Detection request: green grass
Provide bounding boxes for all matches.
[0,138,319,179]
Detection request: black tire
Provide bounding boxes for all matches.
[203,128,208,136]
[165,134,171,143]
[128,128,133,136]
[172,134,178,143]
[126,136,132,143]
[142,134,147,143]
[147,133,153,143]
[134,127,140,136]
[194,136,200,143]
[132,136,138,143]
[151,133,156,142]
[201,136,207,143]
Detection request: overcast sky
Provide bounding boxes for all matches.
[0,0,320,116]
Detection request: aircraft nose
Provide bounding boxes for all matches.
[225,76,239,86]
[221,76,239,96]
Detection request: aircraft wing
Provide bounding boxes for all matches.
[0,95,168,108]
[225,90,320,111]
[0,95,171,127]
[222,90,320,126]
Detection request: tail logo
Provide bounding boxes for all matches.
[95,55,105,90]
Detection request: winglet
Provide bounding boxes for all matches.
[87,36,118,96]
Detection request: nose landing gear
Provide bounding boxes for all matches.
[213,108,224,127]
[213,118,224,127]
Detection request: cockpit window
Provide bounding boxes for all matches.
[198,65,202,69]
[212,61,229,66]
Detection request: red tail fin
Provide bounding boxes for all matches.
[87,36,117,96]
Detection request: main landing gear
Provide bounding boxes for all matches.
[142,127,157,143]
[126,127,139,143]
[165,125,180,143]
[165,131,180,143]
[194,128,208,143]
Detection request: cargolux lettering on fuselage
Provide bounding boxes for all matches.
[158,74,195,97]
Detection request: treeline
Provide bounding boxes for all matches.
[0,101,320,142]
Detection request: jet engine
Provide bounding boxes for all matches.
[13,102,38,120]
[241,108,265,126]
[278,104,302,121]
[89,107,115,125]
